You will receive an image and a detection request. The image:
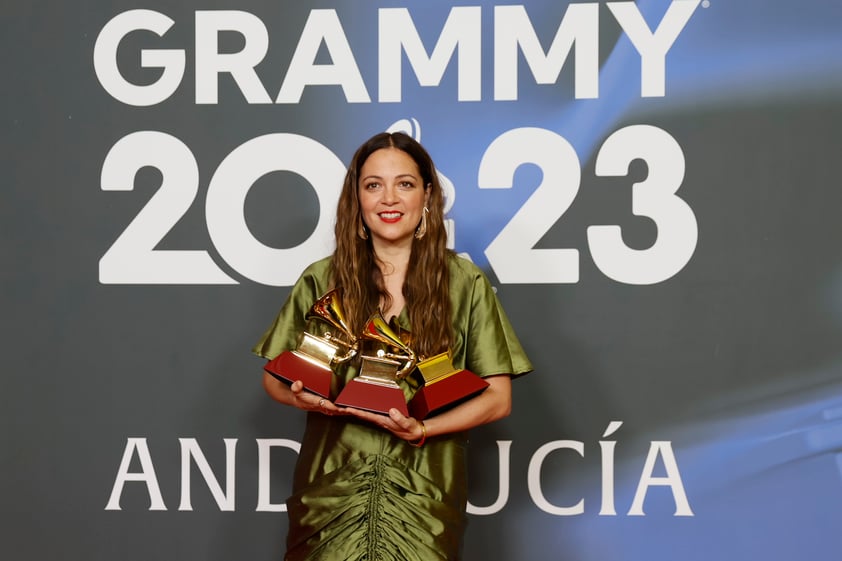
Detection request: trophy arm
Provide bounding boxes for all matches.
[383,352,416,380]
[325,332,357,347]
[324,332,358,362]
[325,333,360,364]
[330,346,358,365]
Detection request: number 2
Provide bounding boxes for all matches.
[99,131,237,284]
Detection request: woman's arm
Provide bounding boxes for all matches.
[343,374,512,443]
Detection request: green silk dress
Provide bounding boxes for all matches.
[253,255,532,561]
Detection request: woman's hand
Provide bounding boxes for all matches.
[343,407,425,443]
[262,372,345,416]
[289,380,346,416]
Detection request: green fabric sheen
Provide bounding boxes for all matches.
[253,255,532,561]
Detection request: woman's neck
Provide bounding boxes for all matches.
[373,243,411,320]
[372,240,411,276]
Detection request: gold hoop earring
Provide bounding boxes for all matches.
[414,207,429,240]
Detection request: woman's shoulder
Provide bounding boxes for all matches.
[299,256,333,279]
[447,252,488,282]
[289,256,333,294]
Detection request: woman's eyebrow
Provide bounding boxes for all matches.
[360,173,418,181]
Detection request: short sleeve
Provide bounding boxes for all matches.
[449,257,533,378]
[252,258,332,360]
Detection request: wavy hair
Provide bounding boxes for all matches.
[330,132,452,358]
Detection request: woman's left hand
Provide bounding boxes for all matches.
[343,407,424,443]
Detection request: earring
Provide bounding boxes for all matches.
[414,207,429,239]
[357,217,369,240]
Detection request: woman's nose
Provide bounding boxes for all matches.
[381,184,399,204]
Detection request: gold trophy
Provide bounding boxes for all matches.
[334,311,416,416]
[263,288,358,398]
[409,351,489,420]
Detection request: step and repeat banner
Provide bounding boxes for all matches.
[4,1,842,559]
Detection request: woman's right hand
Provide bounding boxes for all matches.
[288,379,344,416]
[263,372,344,416]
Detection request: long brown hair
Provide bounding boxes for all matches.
[330,132,452,358]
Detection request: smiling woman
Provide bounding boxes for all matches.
[253,131,532,560]
[357,147,430,318]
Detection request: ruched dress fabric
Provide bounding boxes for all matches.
[253,255,532,561]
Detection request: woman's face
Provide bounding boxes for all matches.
[358,147,430,250]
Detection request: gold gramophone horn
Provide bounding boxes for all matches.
[306,288,357,364]
[362,312,417,379]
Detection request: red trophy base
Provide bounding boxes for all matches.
[409,370,489,420]
[264,351,333,398]
[335,379,409,417]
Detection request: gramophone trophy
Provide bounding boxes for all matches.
[334,312,416,416]
[408,351,489,419]
[263,289,357,398]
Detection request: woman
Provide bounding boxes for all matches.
[254,132,532,560]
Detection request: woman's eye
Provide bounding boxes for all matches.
[365,182,380,190]
[399,181,414,189]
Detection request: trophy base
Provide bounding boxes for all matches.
[335,378,409,417]
[263,350,333,398]
[409,370,490,419]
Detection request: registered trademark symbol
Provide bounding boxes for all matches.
[701,0,710,7]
